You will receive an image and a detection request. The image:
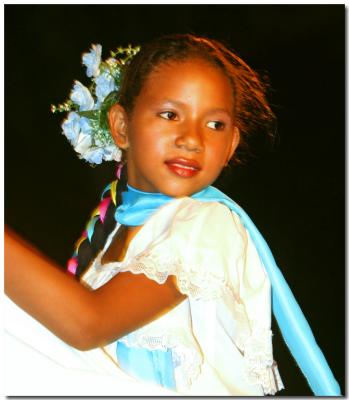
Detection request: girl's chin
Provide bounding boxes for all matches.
[128,176,211,198]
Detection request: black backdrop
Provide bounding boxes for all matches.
[4,4,345,396]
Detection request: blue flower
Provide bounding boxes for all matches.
[79,116,92,134]
[57,43,139,164]
[62,112,81,146]
[95,72,116,103]
[82,44,102,78]
[70,81,94,111]
[62,113,94,157]
[82,148,104,164]
[103,145,122,162]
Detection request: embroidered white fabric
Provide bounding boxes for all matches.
[81,197,284,395]
[236,323,285,395]
[122,251,226,300]
[118,331,203,389]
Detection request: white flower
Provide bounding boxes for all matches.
[60,108,121,164]
[62,113,94,157]
[95,72,116,103]
[62,112,81,146]
[74,132,92,155]
[70,81,94,111]
[103,145,122,162]
[82,148,105,164]
[82,44,102,78]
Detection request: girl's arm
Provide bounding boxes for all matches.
[4,226,186,351]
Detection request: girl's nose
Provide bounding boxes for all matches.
[174,125,204,153]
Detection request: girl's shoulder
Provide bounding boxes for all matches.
[149,196,242,232]
[146,196,247,248]
[128,197,248,279]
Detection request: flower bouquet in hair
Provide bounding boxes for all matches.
[51,44,140,165]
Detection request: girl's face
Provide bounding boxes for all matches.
[110,58,239,197]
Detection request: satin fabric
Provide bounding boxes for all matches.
[114,184,340,396]
[116,342,176,390]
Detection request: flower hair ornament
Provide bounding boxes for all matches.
[51,43,140,165]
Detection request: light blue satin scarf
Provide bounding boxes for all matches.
[115,184,340,395]
[116,341,176,390]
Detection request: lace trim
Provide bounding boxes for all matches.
[237,324,284,395]
[118,333,202,390]
[121,250,226,300]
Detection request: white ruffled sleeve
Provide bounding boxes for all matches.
[120,200,229,299]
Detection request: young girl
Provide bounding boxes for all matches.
[4,34,341,396]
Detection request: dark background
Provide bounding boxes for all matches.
[4,5,345,396]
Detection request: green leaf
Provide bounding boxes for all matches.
[99,91,119,130]
[78,110,100,120]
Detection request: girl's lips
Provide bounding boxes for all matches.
[164,158,201,178]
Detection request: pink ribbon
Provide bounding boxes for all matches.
[67,257,78,275]
[99,197,111,223]
[116,162,123,180]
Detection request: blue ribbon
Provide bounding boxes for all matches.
[114,184,340,395]
[116,342,176,390]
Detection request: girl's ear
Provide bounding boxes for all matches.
[226,126,240,165]
[108,103,130,150]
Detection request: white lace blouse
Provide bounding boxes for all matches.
[81,197,284,396]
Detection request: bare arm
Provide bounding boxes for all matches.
[4,226,186,351]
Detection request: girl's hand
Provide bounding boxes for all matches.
[4,226,186,351]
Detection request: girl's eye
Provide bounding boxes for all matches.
[158,111,178,121]
[207,121,225,130]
